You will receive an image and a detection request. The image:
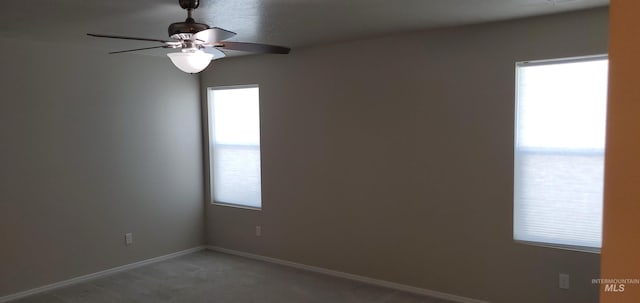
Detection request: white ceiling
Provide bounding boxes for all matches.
[0,0,608,56]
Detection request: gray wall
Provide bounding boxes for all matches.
[0,39,204,296]
[201,8,608,303]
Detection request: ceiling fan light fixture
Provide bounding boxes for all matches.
[167,49,213,73]
[87,0,291,72]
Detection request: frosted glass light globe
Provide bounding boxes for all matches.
[167,50,213,73]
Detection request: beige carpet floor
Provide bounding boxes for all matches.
[10,250,453,303]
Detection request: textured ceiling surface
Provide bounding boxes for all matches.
[0,0,608,56]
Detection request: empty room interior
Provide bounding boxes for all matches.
[1,1,639,303]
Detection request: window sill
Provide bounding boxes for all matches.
[212,201,261,211]
[514,240,601,254]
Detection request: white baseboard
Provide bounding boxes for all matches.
[0,246,206,303]
[207,246,490,303]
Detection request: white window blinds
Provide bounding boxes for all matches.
[514,57,608,250]
[208,86,262,208]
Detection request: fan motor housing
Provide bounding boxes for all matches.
[168,21,209,39]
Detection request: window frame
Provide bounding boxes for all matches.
[206,84,263,211]
[513,54,608,254]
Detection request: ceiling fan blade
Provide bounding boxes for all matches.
[202,47,227,60]
[87,33,170,43]
[109,46,170,54]
[193,27,237,43]
[217,42,290,54]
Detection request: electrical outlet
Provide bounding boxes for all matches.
[255,226,262,237]
[125,233,133,246]
[559,273,570,289]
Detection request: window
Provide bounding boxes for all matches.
[514,56,608,252]
[207,85,262,209]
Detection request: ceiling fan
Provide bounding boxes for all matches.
[87,0,291,73]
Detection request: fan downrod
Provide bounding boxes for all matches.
[169,0,209,39]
